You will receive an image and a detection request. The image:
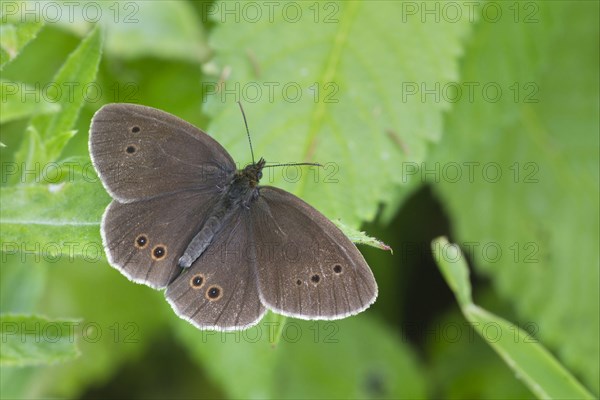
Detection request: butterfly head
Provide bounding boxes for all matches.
[242,157,266,187]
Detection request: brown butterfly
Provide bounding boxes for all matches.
[89,103,377,330]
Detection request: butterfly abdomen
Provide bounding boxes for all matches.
[178,176,256,268]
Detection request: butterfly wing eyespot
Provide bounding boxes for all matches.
[205,285,223,301]
[151,245,167,260]
[131,126,140,133]
[333,264,343,274]
[135,234,148,249]
[310,274,321,284]
[190,274,205,289]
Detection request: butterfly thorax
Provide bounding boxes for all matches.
[225,157,265,204]
[239,157,266,188]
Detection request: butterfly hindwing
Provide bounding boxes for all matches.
[165,211,267,330]
[250,187,378,320]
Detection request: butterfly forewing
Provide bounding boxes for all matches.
[90,103,235,203]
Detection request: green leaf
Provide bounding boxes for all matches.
[0,79,61,124]
[429,2,599,393]
[12,26,103,182]
[0,177,109,260]
[432,237,595,400]
[0,314,80,366]
[30,26,102,150]
[466,305,594,400]
[333,219,392,251]
[431,239,471,306]
[0,12,44,69]
[204,0,470,227]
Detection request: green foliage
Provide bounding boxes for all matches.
[0,0,597,399]
[12,26,102,182]
[429,2,599,393]
[334,219,392,251]
[432,237,594,399]
[0,11,43,69]
[0,80,60,123]
[0,177,109,258]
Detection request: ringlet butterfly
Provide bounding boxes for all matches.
[89,103,378,330]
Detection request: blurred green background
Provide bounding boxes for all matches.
[1,1,598,399]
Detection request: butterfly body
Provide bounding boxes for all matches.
[179,158,266,268]
[90,103,377,330]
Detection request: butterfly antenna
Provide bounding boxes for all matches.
[237,102,322,169]
[237,101,255,164]
[263,162,323,168]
